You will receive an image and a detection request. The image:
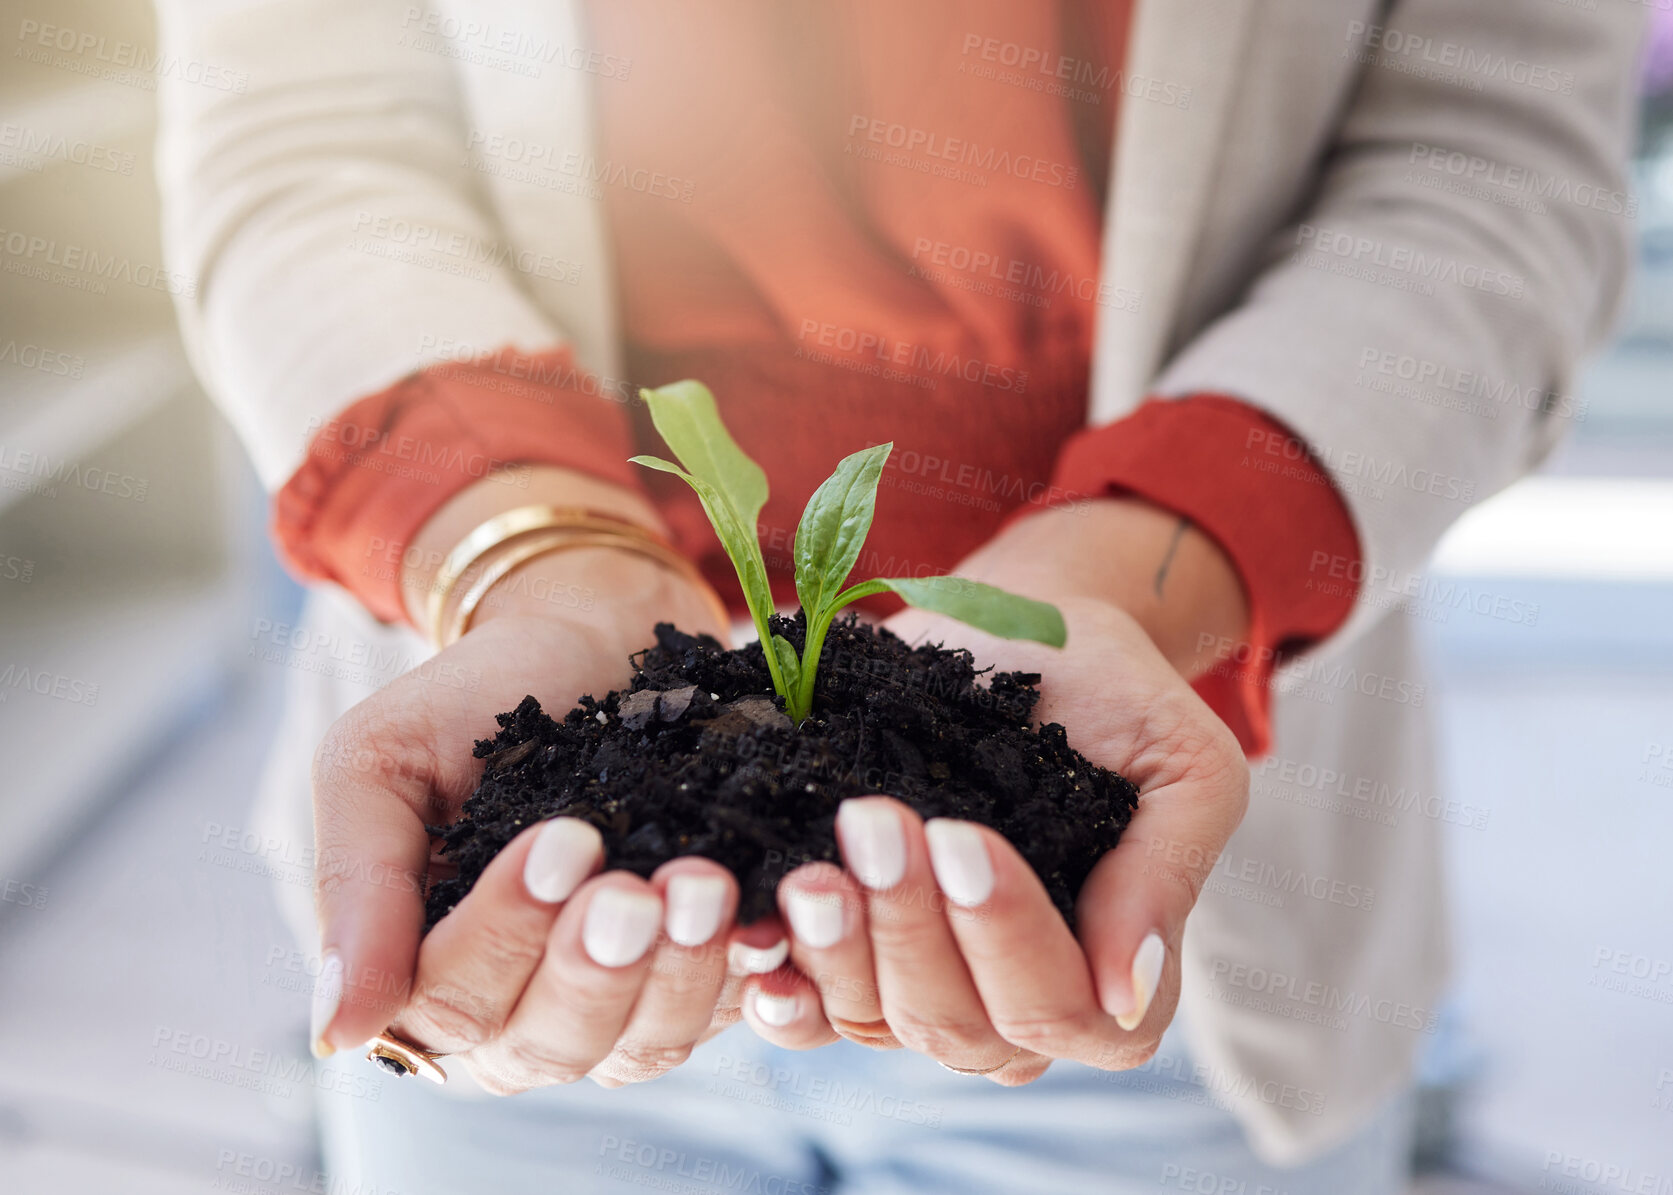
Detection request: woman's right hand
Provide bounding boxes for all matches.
[307,543,781,1091]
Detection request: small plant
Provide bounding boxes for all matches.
[631,380,1066,724]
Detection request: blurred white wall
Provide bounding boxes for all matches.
[0,0,269,880]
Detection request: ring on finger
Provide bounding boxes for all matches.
[937,1045,1022,1076]
[366,1029,449,1084]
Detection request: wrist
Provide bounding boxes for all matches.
[961,498,1249,678]
[399,466,668,630]
[471,544,729,652]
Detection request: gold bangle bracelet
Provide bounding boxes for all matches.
[426,505,675,647]
[442,528,731,647]
[445,530,628,646]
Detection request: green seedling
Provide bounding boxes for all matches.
[631,380,1066,723]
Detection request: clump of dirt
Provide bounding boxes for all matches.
[424,616,1138,928]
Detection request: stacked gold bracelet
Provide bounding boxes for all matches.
[425,505,728,649]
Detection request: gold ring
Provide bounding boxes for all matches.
[938,1045,1022,1076]
[365,1031,449,1084]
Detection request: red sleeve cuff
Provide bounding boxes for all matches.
[1046,394,1363,757]
[272,347,643,625]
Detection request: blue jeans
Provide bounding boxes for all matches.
[318,1024,1414,1194]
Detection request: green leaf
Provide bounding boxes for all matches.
[625,455,761,598]
[636,381,767,531]
[631,382,774,643]
[792,443,892,619]
[770,634,802,696]
[853,576,1068,647]
[628,384,795,705]
[629,453,789,696]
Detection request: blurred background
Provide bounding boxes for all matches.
[1,1,1669,1191]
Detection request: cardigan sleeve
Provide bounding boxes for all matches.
[1046,394,1363,757]
[274,349,644,624]
[153,0,620,491]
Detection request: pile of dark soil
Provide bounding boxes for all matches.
[424,616,1138,928]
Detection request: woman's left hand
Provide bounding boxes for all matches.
[742,501,1252,1083]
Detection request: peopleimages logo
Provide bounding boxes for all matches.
[1307,550,1542,628]
[248,617,482,694]
[1160,1163,1295,1193]
[1196,632,1428,709]
[710,1053,944,1127]
[1407,143,1635,218]
[957,32,1193,110]
[870,441,1088,511]
[413,335,639,406]
[1347,20,1576,95]
[1539,1151,1671,1195]
[1212,851,1375,911]
[1209,959,1441,1034]
[350,209,583,284]
[595,1136,831,1195]
[0,442,149,502]
[0,227,196,297]
[846,115,1078,190]
[13,18,249,93]
[1,878,47,910]
[0,122,135,175]
[1294,224,1525,299]
[0,663,99,706]
[1253,754,1492,832]
[0,340,84,378]
[1243,427,1478,504]
[397,7,632,81]
[301,413,532,490]
[1355,346,1588,423]
[463,131,695,204]
[1131,1049,1328,1117]
[213,1152,406,1195]
[150,1025,383,1103]
[909,236,1140,313]
[796,319,1028,393]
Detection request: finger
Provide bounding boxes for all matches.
[591,858,737,1084]
[1079,742,1249,1039]
[924,818,1114,1074]
[308,724,436,1057]
[392,818,601,1053]
[467,872,662,1093]
[777,862,892,1047]
[836,797,1015,1073]
[739,968,840,1051]
[696,914,789,1039]
[727,915,789,975]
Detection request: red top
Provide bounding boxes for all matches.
[273,2,1361,757]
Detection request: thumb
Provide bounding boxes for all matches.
[1076,749,1249,1035]
[308,731,435,1057]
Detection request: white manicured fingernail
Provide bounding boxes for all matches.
[776,883,843,950]
[838,800,906,890]
[665,874,728,946]
[728,938,788,974]
[1116,933,1166,1031]
[752,990,799,1027]
[924,820,993,907]
[310,950,343,1058]
[784,888,845,948]
[524,818,601,904]
[583,888,662,967]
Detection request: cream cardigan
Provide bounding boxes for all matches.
[154,0,1643,1163]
